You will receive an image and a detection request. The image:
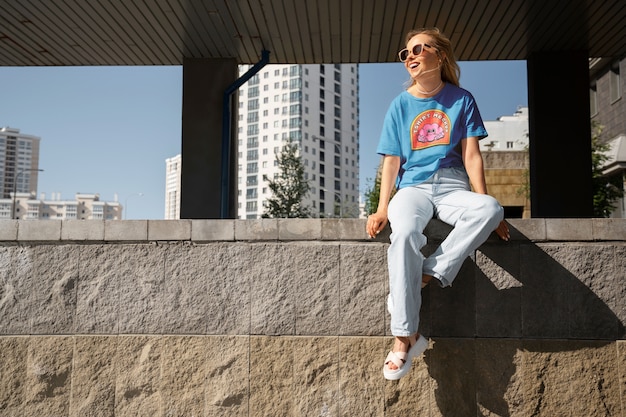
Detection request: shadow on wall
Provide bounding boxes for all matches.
[414,223,625,416]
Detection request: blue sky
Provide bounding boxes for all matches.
[0,61,527,219]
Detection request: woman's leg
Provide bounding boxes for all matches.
[423,183,503,286]
[387,186,434,336]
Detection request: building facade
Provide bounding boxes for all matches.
[479,107,530,218]
[164,154,181,220]
[0,127,41,200]
[480,106,529,152]
[236,64,360,219]
[0,126,122,220]
[590,56,626,218]
[0,192,122,220]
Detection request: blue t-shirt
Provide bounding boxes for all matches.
[376,83,487,189]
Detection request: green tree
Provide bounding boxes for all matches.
[263,140,311,218]
[364,169,381,216]
[364,160,396,215]
[591,122,624,217]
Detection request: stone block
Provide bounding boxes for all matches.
[235,218,278,240]
[507,218,546,241]
[593,218,626,241]
[476,244,522,337]
[0,247,29,334]
[521,340,621,416]
[29,245,79,334]
[293,337,339,416]
[69,336,117,417]
[18,220,61,241]
[520,244,572,338]
[533,244,622,339]
[61,219,104,241]
[191,219,235,241]
[0,337,28,414]
[162,243,211,334]
[428,259,476,337]
[160,336,207,417]
[321,218,369,241]
[546,218,593,241]
[23,336,74,417]
[117,245,168,334]
[162,243,250,335]
[339,243,387,336]
[104,220,148,241]
[278,218,321,240]
[0,219,18,240]
[338,337,386,416]
[475,339,524,417]
[289,242,339,335]
[425,338,477,416]
[618,341,626,413]
[75,245,124,333]
[249,336,295,416]
[114,336,164,417]
[559,244,623,339]
[148,219,191,241]
[250,244,295,335]
[205,336,249,417]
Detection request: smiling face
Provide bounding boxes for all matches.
[404,33,442,80]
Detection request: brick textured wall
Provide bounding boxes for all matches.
[0,218,625,416]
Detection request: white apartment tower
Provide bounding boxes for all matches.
[164,154,181,219]
[237,64,360,219]
[0,127,41,199]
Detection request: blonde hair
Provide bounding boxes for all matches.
[405,28,460,87]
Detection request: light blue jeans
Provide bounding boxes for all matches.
[387,167,504,336]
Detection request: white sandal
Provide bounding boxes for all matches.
[383,335,428,380]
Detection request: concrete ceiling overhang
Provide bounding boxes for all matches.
[0,0,625,67]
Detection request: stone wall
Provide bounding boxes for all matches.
[0,218,625,416]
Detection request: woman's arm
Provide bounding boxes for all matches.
[461,137,488,194]
[366,155,400,238]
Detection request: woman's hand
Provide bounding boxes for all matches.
[367,211,388,238]
[495,219,510,241]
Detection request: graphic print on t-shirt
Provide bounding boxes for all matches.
[411,109,451,150]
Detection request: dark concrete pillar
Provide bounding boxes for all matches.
[527,50,593,218]
[180,58,238,219]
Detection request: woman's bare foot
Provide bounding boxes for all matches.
[386,334,418,370]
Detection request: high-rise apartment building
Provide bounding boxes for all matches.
[0,127,41,199]
[237,64,360,219]
[0,126,123,220]
[164,154,181,219]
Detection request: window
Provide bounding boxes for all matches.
[289,117,301,128]
[246,189,258,199]
[609,62,621,103]
[247,149,258,160]
[248,99,259,110]
[247,163,258,173]
[248,86,259,98]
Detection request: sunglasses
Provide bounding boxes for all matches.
[398,43,437,62]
